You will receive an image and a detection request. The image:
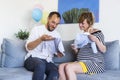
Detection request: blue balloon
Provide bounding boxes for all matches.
[32,8,42,22]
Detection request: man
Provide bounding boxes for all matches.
[24,11,64,80]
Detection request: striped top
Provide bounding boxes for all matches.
[76,30,105,74]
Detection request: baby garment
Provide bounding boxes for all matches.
[74,32,98,53]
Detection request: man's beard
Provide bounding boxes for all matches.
[47,23,54,31]
[47,25,52,31]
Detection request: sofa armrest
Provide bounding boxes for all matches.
[104,40,120,70]
[0,50,2,67]
[119,45,120,70]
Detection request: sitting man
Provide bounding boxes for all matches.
[24,11,65,80]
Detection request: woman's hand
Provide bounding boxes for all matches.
[71,44,78,54]
[88,35,98,42]
[88,35,106,53]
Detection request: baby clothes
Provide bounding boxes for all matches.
[43,38,65,56]
[74,32,98,53]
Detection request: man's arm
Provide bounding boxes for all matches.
[27,34,55,50]
[27,37,42,50]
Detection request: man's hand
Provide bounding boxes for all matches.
[56,52,64,58]
[41,34,55,41]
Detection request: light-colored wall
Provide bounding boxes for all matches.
[0,0,58,45]
[0,0,120,45]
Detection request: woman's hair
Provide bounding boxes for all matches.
[78,12,95,26]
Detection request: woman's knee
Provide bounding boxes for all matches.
[65,64,72,71]
[59,63,67,72]
[65,63,77,73]
[59,64,64,70]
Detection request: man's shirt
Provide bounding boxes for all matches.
[25,25,65,62]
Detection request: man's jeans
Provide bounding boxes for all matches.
[24,56,59,80]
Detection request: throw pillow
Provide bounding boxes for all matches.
[1,38,27,68]
[104,40,120,70]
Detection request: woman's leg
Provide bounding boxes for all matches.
[58,63,69,80]
[65,62,84,80]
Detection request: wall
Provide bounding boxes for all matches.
[0,0,58,45]
[99,0,120,42]
[0,0,120,46]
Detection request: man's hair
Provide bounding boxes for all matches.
[48,11,61,19]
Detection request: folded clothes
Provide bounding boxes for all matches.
[74,32,98,53]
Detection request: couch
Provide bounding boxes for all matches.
[0,38,120,80]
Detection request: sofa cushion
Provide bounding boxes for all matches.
[1,38,27,68]
[53,40,76,64]
[77,70,120,80]
[0,67,32,80]
[104,40,120,70]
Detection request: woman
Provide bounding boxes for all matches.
[58,12,106,80]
